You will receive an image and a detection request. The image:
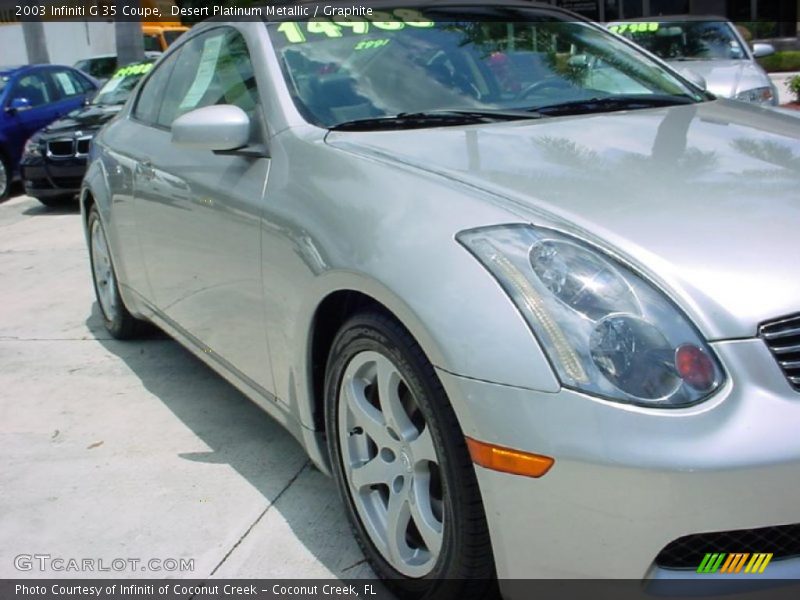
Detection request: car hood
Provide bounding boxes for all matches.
[38,104,122,138]
[666,59,770,98]
[326,100,800,340]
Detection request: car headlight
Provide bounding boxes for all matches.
[735,86,775,105]
[457,224,724,407]
[23,137,42,158]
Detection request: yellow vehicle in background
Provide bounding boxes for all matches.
[142,0,189,51]
[142,23,189,51]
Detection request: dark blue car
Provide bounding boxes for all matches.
[0,64,97,200]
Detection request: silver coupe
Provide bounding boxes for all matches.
[82,1,800,596]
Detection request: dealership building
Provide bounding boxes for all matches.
[550,0,799,36]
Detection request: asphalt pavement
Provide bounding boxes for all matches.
[0,192,372,580]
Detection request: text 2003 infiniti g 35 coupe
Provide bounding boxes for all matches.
[81,1,800,596]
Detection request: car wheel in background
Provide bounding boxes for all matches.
[326,311,496,600]
[0,153,10,200]
[87,206,142,339]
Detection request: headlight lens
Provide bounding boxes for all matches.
[23,137,42,158]
[735,86,774,105]
[458,224,724,407]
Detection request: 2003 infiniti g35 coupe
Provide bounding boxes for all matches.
[82,1,800,596]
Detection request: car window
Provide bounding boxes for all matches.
[143,34,162,52]
[94,62,153,106]
[132,50,180,125]
[9,72,52,107]
[83,57,118,80]
[269,11,701,128]
[51,69,92,98]
[609,21,747,61]
[156,27,259,128]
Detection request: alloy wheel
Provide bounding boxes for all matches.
[90,218,118,322]
[337,350,444,577]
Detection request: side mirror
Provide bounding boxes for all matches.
[567,54,591,68]
[6,97,33,113]
[681,69,707,92]
[752,43,775,59]
[172,105,251,151]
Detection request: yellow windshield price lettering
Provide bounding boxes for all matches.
[335,18,370,35]
[276,10,434,43]
[393,9,435,27]
[355,39,390,51]
[368,11,406,30]
[611,22,659,34]
[307,19,344,38]
[113,63,153,78]
[277,22,306,43]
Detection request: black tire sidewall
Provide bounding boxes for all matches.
[325,312,492,599]
[87,207,136,339]
[0,152,10,200]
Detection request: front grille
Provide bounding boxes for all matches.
[760,314,800,392]
[655,523,800,569]
[76,138,91,155]
[47,140,74,157]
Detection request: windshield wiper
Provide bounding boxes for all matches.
[528,94,697,117]
[329,108,544,132]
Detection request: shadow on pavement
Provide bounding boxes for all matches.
[85,303,367,578]
[22,200,81,216]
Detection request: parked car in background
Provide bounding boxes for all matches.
[608,16,778,106]
[0,64,97,200]
[73,52,161,84]
[20,60,155,207]
[83,2,800,595]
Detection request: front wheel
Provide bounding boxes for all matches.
[87,206,142,339]
[326,312,495,600]
[0,154,10,200]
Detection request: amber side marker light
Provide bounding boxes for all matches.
[466,437,554,478]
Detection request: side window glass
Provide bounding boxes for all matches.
[157,28,259,128]
[51,70,84,98]
[10,73,52,107]
[132,50,180,125]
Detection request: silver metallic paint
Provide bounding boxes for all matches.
[82,16,800,582]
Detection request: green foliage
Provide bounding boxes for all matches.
[736,21,778,39]
[787,75,800,103]
[757,51,800,73]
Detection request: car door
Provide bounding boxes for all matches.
[129,26,276,397]
[48,68,96,116]
[3,70,58,166]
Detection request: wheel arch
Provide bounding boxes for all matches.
[307,287,449,434]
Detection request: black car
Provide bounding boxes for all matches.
[20,60,154,207]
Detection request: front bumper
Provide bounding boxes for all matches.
[437,338,800,580]
[20,156,87,198]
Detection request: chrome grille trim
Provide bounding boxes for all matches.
[760,313,800,392]
[46,139,75,158]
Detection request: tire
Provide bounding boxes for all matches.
[0,153,9,201]
[87,206,141,339]
[36,195,75,208]
[325,311,496,600]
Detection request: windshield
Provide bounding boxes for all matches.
[268,9,702,129]
[609,21,747,61]
[93,62,153,106]
[0,76,8,94]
